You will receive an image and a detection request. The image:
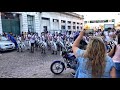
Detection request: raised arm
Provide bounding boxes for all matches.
[72,30,85,57]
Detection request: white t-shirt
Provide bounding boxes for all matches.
[28,34,31,39]
[35,35,38,41]
[109,32,113,36]
[70,34,73,38]
[17,36,22,44]
[42,36,45,41]
[30,35,35,43]
[57,36,60,42]
[95,32,98,36]
[105,35,111,42]
[104,31,109,36]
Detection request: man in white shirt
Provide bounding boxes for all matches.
[30,33,35,53]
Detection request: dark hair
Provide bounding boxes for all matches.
[101,31,104,36]
[118,34,120,44]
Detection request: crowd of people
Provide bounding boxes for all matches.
[2,31,76,53]
[1,27,120,78]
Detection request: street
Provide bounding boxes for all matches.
[0,49,74,78]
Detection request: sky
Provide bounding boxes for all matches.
[74,12,120,23]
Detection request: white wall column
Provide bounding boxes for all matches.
[50,18,53,31]
[0,12,2,35]
[71,21,73,31]
[65,20,67,31]
[20,13,28,33]
[39,12,42,36]
[34,12,41,36]
[40,12,44,34]
[75,22,77,31]
[59,19,61,30]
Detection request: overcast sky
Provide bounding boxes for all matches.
[74,12,120,22]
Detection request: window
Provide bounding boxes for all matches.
[104,20,108,22]
[73,26,76,29]
[43,26,48,33]
[77,22,79,24]
[81,27,83,30]
[68,21,71,24]
[80,23,83,25]
[61,25,65,29]
[96,20,98,23]
[90,20,96,23]
[98,20,101,23]
[99,20,102,23]
[53,19,58,22]
[84,21,87,23]
[73,22,75,24]
[68,26,71,29]
[112,19,115,22]
[77,26,79,29]
[42,17,49,20]
[27,15,34,32]
[61,20,65,23]
[90,21,94,23]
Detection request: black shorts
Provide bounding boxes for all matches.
[35,41,38,47]
[31,43,34,47]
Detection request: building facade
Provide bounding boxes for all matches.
[81,12,120,30]
[0,12,84,36]
[84,19,115,30]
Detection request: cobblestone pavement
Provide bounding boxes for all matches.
[0,49,74,78]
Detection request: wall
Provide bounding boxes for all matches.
[41,12,83,31]
[14,12,41,35]
[0,13,2,35]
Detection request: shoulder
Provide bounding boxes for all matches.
[76,49,85,58]
[106,55,112,61]
[106,55,115,67]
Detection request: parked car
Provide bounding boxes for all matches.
[0,36,15,52]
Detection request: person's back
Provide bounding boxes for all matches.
[28,34,31,40]
[75,49,115,78]
[30,35,35,43]
[17,36,22,44]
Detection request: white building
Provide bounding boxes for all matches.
[0,12,84,36]
[75,12,120,30]
[84,19,115,30]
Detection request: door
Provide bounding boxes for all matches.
[27,15,34,33]
[41,17,50,32]
[1,13,20,35]
[43,26,48,33]
[2,19,11,33]
[2,19,20,35]
[11,19,20,35]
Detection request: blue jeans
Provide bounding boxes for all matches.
[115,63,120,78]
